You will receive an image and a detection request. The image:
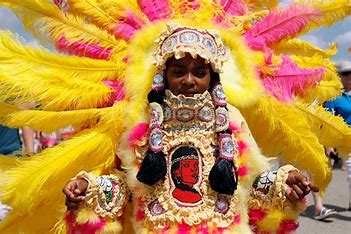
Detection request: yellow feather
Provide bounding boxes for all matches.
[0,123,122,233]
[273,38,337,58]
[296,102,351,156]
[0,102,125,133]
[1,0,128,57]
[244,0,279,11]
[0,71,114,111]
[296,0,351,30]
[65,0,146,33]
[302,79,343,104]
[290,54,343,102]
[0,31,125,84]
[239,97,331,192]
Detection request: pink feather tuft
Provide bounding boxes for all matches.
[128,123,149,147]
[277,220,299,234]
[261,56,325,102]
[237,166,248,177]
[100,80,125,107]
[138,0,172,21]
[234,214,241,224]
[229,122,240,133]
[56,35,112,60]
[237,140,247,156]
[65,212,106,234]
[196,225,209,234]
[178,223,192,234]
[248,209,266,225]
[113,11,145,41]
[220,0,248,16]
[245,5,320,50]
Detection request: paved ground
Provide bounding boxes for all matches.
[298,169,351,234]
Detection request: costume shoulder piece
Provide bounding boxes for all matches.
[0,0,351,233]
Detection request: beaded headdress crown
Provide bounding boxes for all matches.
[154,24,228,73]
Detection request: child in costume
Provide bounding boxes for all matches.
[1,0,351,233]
[63,25,317,233]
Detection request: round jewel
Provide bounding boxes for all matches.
[180,32,199,44]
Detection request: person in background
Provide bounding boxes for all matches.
[0,125,34,155]
[325,61,351,211]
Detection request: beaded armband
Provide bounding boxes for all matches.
[75,171,130,219]
[249,165,298,209]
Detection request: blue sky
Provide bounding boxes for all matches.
[0,2,350,64]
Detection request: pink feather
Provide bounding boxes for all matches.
[248,209,266,225]
[245,5,320,50]
[229,122,240,133]
[113,11,145,41]
[138,0,172,21]
[100,80,125,107]
[128,123,149,147]
[261,56,325,102]
[220,0,248,16]
[56,35,112,60]
[234,214,241,224]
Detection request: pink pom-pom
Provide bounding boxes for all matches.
[237,141,247,156]
[237,166,248,177]
[128,123,149,147]
[234,214,241,224]
[178,223,191,234]
[278,220,299,234]
[229,122,240,133]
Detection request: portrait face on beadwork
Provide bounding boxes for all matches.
[170,146,202,205]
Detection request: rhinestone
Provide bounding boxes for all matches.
[180,32,199,44]
[162,36,177,54]
[203,38,216,54]
[177,108,195,122]
[148,200,164,216]
[163,105,172,121]
[215,197,229,214]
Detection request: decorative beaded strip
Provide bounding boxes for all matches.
[152,70,165,91]
[215,107,229,132]
[212,83,227,107]
[219,133,237,160]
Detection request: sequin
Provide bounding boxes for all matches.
[149,128,163,152]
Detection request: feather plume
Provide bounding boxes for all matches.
[245,5,320,50]
[63,0,146,41]
[243,0,279,12]
[0,123,122,233]
[0,71,117,111]
[219,0,248,16]
[1,0,127,58]
[0,102,123,133]
[302,79,343,104]
[273,38,337,58]
[239,97,331,192]
[261,56,324,102]
[0,31,124,84]
[56,35,113,60]
[138,0,172,21]
[295,0,351,31]
[296,102,351,156]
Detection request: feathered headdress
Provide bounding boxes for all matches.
[0,0,351,233]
